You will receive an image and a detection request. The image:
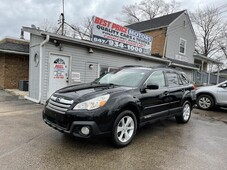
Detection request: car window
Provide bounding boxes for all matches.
[146,71,165,88]
[166,72,181,87]
[180,73,190,85]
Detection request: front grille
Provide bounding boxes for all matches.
[47,95,74,114]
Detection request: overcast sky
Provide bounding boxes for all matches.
[0,0,226,40]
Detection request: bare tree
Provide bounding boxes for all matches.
[164,0,181,14]
[218,26,227,58]
[39,19,58,33]
[190,6,227,57]
[117,4,141,24]
[39,16,93,40]
[118,0,180,24]
[139,0,165,20]
[67,16,93,40]
[73,16,92,39]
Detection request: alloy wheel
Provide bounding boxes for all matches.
[199,97,211,109]
[183,103,191,121]
[117,116,135,143]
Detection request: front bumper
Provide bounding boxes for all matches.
[42,106,113,138]
[43,114,107,138]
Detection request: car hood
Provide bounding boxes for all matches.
[196,85,218,93]
[52,83,133,102]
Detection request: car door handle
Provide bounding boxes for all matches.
[164,91,169,96]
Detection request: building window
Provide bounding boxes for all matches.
[100,65,109,77]
[179,38,186,55]
[183,20,186,28]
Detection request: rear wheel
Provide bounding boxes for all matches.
[112,110,137,147]
[175,101,191,123]
[197,95,214,110]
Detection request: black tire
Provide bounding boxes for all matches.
[175,101,192,124]
[111,110,137,147]
[197,94,214,110]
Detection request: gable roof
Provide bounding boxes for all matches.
[0,38,29,53]
[126,10,185,32]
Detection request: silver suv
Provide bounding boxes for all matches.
[196,80,227,110]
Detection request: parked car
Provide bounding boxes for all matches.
[196,80,227,110]
[43,66,196,147]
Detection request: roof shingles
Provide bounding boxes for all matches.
[0,42,29,53]
[126,10,185,31]
[0,38,29,53]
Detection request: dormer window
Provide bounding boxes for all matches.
[179,38,186,55]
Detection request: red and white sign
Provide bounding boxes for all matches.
[54,64,65,79]
[92,16,152,55]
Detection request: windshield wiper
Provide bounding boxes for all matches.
[90,81,100,85]
[108,83,118,86]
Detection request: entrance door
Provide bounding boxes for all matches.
[48,54,70,97]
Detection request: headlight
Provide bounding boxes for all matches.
[73,94,110,110]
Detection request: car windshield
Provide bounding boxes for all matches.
[95,68,149,87]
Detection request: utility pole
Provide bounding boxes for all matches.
[61,0,65,35]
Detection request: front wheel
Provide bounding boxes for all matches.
[175,101,192,124]
[197,95,214,110]
[112,110,137,147]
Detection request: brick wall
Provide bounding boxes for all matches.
[144,28,167,57]
[0,54,5,89]
[4,54,29,89]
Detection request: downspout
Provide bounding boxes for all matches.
[38,35,50,103]
[162,29,167,58]
[217,64,220,84]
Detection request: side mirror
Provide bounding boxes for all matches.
[146,84,159,90]
[220,83,227,88]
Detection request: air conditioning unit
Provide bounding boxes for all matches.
[19,80,28,91]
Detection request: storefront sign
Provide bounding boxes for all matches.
[92,16,152,55]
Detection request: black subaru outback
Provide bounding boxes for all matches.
[43,66,196,147]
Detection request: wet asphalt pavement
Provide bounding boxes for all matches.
[0,90,227,170]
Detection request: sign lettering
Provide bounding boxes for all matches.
[92,16,152,55]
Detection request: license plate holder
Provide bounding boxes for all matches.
[46,110,65,122]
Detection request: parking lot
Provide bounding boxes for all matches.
[0,90,227,170]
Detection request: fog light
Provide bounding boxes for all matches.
[81,126,90,135]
